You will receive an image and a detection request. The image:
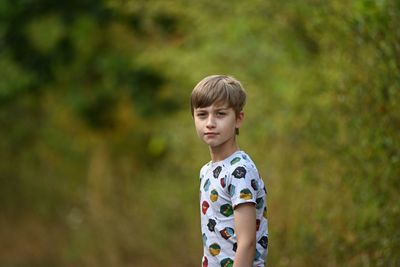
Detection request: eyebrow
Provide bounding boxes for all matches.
[195,107,229,112]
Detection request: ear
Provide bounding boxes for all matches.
[235,111,244,129]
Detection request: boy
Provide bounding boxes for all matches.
[191,75,268,267]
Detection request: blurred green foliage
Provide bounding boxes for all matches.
[0,0,399,266]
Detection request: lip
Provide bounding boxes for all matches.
[204,132,218,136]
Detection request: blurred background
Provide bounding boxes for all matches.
[1,0,399,266]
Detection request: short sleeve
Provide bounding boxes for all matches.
[227,164,259,208]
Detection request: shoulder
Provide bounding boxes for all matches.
[222,151,260,185]
[228,151,258,175]
[199,161,212,175]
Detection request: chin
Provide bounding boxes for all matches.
[204,140,220,147]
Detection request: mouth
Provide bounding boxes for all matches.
[204,132,218,137]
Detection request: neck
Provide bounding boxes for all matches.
[209,140,239,162]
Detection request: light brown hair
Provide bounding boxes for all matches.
[190,75,247,117]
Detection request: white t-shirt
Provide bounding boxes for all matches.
[199,150,268,267]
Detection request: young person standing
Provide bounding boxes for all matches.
[191,75,268,267]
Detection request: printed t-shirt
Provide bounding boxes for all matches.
[199,150,268,267]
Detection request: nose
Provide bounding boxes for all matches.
[206,115,216,129]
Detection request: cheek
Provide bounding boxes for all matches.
[221,120,237,133]
[230,116,239,127]
[194,120,203,132]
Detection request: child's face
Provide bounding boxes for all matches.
[193,103,243,149]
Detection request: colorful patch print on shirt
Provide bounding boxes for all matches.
[232,166,246,178]
[232,242,237,252]
[258,236,268,249]
[228,184,236,197]
[219,227,234,240]
[256,219,261,231]
[202,256,208,267]
[207,219,216,232]
[220,177,226,188]
[230,157,241,165]
[209,243,221,256]
[251,179,259,190]
[255,197,264,209]
[202,233,207,244]
[239,188,253,200]
[203,179,211,192]
[220,204,233,217]
[202,201,210,214]
[210,189,219,202]
[254,249,261,260]
[220,258,234,267]
[213,166,222,178]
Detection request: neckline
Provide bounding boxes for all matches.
[210,150,242,166]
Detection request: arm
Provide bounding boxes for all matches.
[233,202,257,267]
